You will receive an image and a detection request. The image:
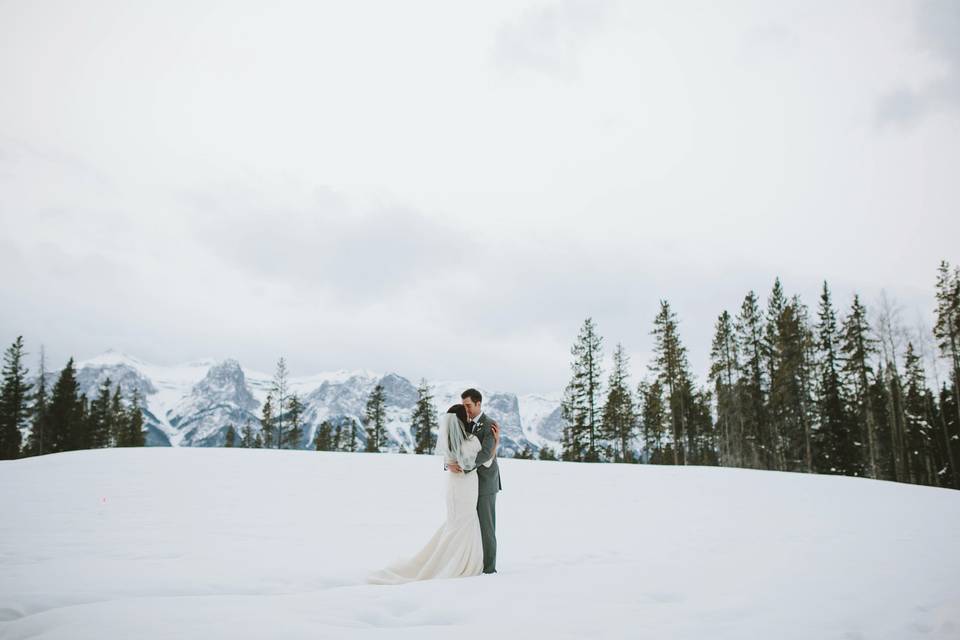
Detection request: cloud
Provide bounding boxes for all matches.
[875,0,960,128]
[180,180,481,306]
[489,0,611,81]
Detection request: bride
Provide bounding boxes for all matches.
[367,404,499,584]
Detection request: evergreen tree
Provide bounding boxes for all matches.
[734,291,768,469]
[125,389,146,446]
[76,393,91,450]
[709,310,742,467]
[260,392,276,448]
[769,297,816,473]
[840,293,881,478]
[0,336,31,458]
[411,379,438,454]
[253,432,263,448]
[47,358,83,453]
[650,301,696,465]
[23,346,50,457]
[638,378,666,464]
[902,343,938,485]
[333,421,343,451]
[538,445,557,461]
[241,422,255,448]
[689,386,718,465]
[283,392,304,449]
[514,445,534,459]
[87,377,113,449]
[315,420,334,451]
[109,386,126,447]
[347,418,359,452]
[763,278,788,470]
[270,358,290,449]
[602,344,637,462]
[225,425,236,447]
[600,343,636,462]
[364,384,387,452]
[936,381,959,488]
[814,282,855,476]
[933,260,960,486]
[561,317,604,462]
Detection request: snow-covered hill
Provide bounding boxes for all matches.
[48,349,564,456]
[1,448,958,639]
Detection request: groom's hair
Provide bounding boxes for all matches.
[446,404,468,424]
[461,388,482,404]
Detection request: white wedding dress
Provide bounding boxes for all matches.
[367,419,492,585]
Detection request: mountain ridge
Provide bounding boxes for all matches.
[28,349,565,455]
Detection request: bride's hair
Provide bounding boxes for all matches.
[446,404,468,449]
[439,404,477,471]
[446,403,468,424]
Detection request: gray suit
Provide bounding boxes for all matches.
[463,412,501,573]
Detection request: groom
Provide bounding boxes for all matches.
[446,388,502,574]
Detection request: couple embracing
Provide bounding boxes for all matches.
[367,388,503,584]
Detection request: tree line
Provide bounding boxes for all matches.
[0,346,146,458]
[4,259,957,492]
[559,259,960,490]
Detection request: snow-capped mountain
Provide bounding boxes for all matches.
[53,349,563,455]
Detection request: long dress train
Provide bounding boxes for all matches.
[367,437,486,584]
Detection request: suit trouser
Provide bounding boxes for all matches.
[477,492,497,573]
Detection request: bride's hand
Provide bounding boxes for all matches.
[491,421,501,443]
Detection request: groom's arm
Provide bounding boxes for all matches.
[465,421,499,473]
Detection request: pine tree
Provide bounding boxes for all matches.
[538,446,557,461]
[0,336,32,459]
[600,343,636,462]
[411,379,438,454]
[638,378,666,464]
[763,278,788,470]
[514,445,534,459]
[333,421,343,451]
[561,317,604,462]
[260,392,275,448]
[364,384,387,452]
[315,420,334,451]
[840,293,881,478]
[283,393,304,449]
[709,310,742,467]
[814,282,855,476]
[347,418,359,452]
[225,425,236,447]
[735,291,768,469]
[87,377,113,449]
[109,386,126,447]
[933,260,960,486]
[902,343,938,485]
[769,297,816,473]
[935,381,959,488]
[23,346,50,457]
[690,386,718,465]
[650,301,696,465]
[241,422,255,448]
[47,358,83,453]
[253,432,263,448]
[125,389,146,446]
[76,393,91,450]
[270,358,290,449]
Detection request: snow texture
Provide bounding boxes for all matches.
[2,447,959,639]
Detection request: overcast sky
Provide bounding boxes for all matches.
[1,0,957,395]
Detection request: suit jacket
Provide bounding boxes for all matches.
[464,412,502,495]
